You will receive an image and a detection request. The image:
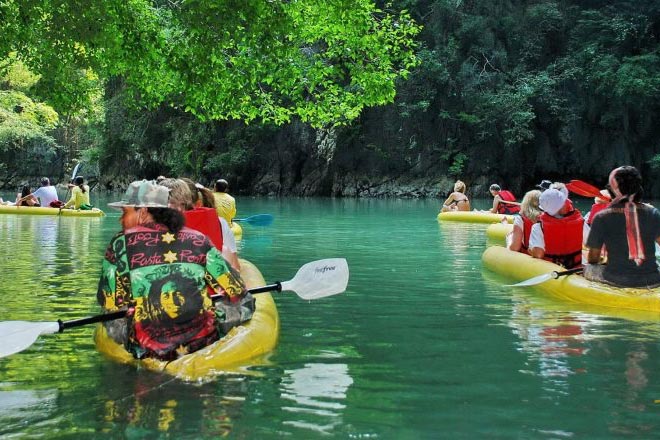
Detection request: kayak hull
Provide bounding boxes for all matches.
[486,223,512,244]
[94,259,279,381]
[0,205,105,217]
[482,245,660,313]
[231,221,243,240]
[437,211,513,224]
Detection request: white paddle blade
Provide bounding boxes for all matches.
[280,258,349,300]
[504,273,553,288]
[0,321,60,358]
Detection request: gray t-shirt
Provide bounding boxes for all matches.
[586,203,660,287]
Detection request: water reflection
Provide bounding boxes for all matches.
[97,371,251,438]
[509,296,590,383]
[280,361,353,434]
[0,389,58,436]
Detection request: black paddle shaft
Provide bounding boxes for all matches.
[57,283,283,332]
[552,267,584,279]
[59,309,127,332]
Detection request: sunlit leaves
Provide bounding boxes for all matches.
[0,0,420,127]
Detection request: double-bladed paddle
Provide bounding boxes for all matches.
[233,214,274,226]
[0,258,349,358]
[504,266,583,287]
[566,180,610,201]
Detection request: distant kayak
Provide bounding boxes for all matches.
[0,205,105,217]
[437,211,513,224]
[483,245,660,313]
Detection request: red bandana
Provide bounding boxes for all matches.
[609,167,644,266]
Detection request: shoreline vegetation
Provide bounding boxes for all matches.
[2,2,660,197]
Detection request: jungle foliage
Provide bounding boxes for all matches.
[1,1,660,196]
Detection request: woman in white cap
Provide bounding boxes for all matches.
[528,188,584,269]
[584,166,660,287]
[96,180,254,361]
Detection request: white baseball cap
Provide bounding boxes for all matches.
[108,180,170,210]
[539,188,567,216]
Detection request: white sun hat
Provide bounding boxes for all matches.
[539,188,567,216]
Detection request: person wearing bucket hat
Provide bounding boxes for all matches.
[528,188,584,269]
[584,166,660,288]
[97,179,254,361]
[487,184,520,214]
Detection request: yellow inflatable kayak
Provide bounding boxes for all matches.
[437,211,513,224]
[482,245,660,313]
[231,221,243,240]
[486,223,512,244]
[0,205,105,217]
[94,259,280,381]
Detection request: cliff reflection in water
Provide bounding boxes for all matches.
[281,361,353,435]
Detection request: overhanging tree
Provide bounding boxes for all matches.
[0,0,420,126]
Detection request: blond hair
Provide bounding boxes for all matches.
[520,190,542,222]
[454,180,466,193]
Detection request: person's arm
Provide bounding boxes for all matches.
[508,225,523,252]
[585,215,607,264]
[63,186,78,208]
[205,246,247,300]
[219,218,240,272]
[490,195,501,213]
[441,193,455,211]
[528,223,545,259]
[586,247,601,264]
[229,200,237,222]
[96,236,131,311]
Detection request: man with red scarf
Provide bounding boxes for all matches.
[584,166,660,287]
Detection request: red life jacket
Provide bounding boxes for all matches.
[587,202,608,225]
[184,207,224,251]
[539,210,584,268]
[520,216,535,252]
[497,190,520,214]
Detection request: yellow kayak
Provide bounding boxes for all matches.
[231,221,243,240]
[0,205,105,217]
[482,245,660,313]
[437,211,514,224]
[486,223,512,244]
[94,258,280,381]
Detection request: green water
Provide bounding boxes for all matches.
[2,195,660,438]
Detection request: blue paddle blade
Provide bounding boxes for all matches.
[235,214,274,226]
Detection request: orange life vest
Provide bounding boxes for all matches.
[539,210,584,268]
[587,202,609,225]
[498,190,520,214]
[520,215,535,252]
[183,207,224,251]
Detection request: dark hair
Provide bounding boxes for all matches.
[41,177,50,186]
[198,186,216,208]
[74,176,87,193]
[21,185,31,198]
[147,207,185,233]
[613,166,643,202]
[146,271,201,322]
[214,179,229,192]
[489,184,501,192]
